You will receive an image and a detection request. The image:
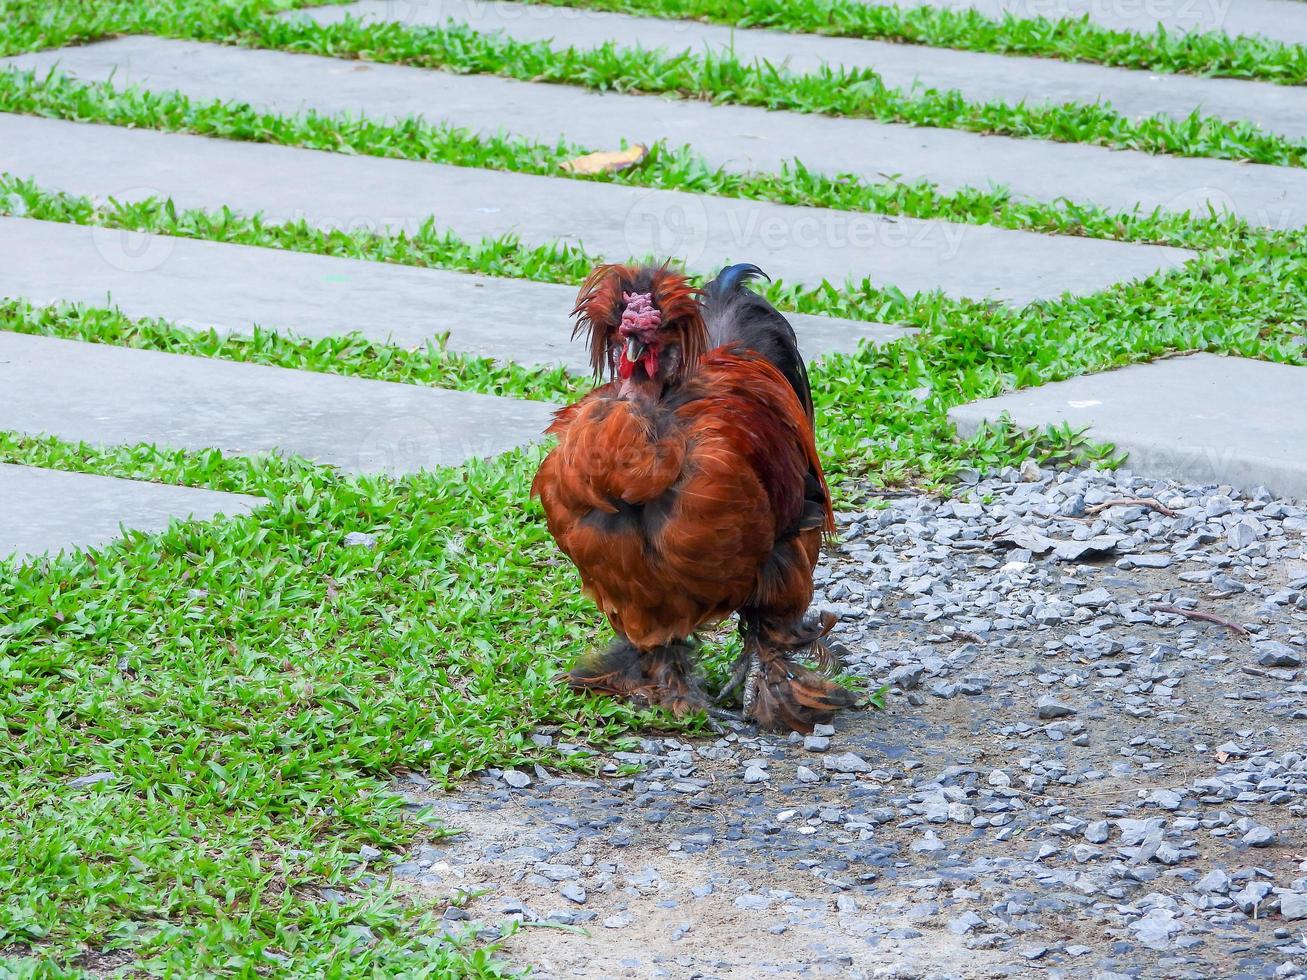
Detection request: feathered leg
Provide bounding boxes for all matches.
[728,613,859,733]
[563,637,721,718]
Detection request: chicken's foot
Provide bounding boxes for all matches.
[562,637,733,723]
[715,644,760,710]
[729,616,859,734]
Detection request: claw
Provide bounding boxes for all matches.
[697,705,742,734]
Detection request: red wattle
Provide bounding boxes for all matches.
[618,355,635,380]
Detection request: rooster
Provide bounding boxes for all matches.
[531,262,857,732]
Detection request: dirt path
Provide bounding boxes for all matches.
[386,469,1307,979]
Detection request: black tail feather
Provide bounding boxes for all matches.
[707,262,770,297]
[701,263,814,421]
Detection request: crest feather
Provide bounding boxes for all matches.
[571,263,707,381]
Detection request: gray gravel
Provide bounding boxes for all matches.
[383,466,1306,978]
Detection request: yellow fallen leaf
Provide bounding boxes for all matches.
[561,143,649,175]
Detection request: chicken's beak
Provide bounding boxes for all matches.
[625,336,647,363]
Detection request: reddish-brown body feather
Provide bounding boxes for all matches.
[532,348,832,648]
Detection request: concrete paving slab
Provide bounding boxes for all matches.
[0,332,556,475]
[949,353,1307,499]
[0,463,265,565]
[861,0,1307,46]
[0,217,912,372]
[0,114,1193,304]
[288,0,1307,140]
[8,39,1303,231]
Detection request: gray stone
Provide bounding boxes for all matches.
[912,832,946,854]
[0,332,554,476]
[291,0,1307,140]
[743,765,769,784]
[950,354,1307,499]
[1129,908,1181,950]
[1,463,264,565]
[1255,641,1302,668]
[1037,698,1076,720]
[1242,825,1277,847]
[1120,553,1173,569]
[823,752,873,774]
[1227,518,1262,550]
[947,802,976,823]
[1196,868,1232,894]
[1281,891,1307,921]
[0,112,1194,304]
[342,532,378,549]
[803,735,831,753]
[887,664,926,690]
[948,911,984,934]
[559,882,586,904]
[1084,821,1111,844]
[1234,880,1275,914]
[1147,789,1183,810]
[534,863,579,881]
[1072,587,1113,607]
[0,217,907,374]
[502,770,532,788]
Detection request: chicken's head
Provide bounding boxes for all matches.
[571,263,707,396]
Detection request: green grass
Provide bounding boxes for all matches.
[5,0,1307,86]
[0,71,1267,254]
[0,299,588,404]
[0,435,630,977]
[251,16,1307,166]
[1,0,1307,976]
[2,179,1306,486]
[3,0,1307,170]
[530,0,1307,83]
